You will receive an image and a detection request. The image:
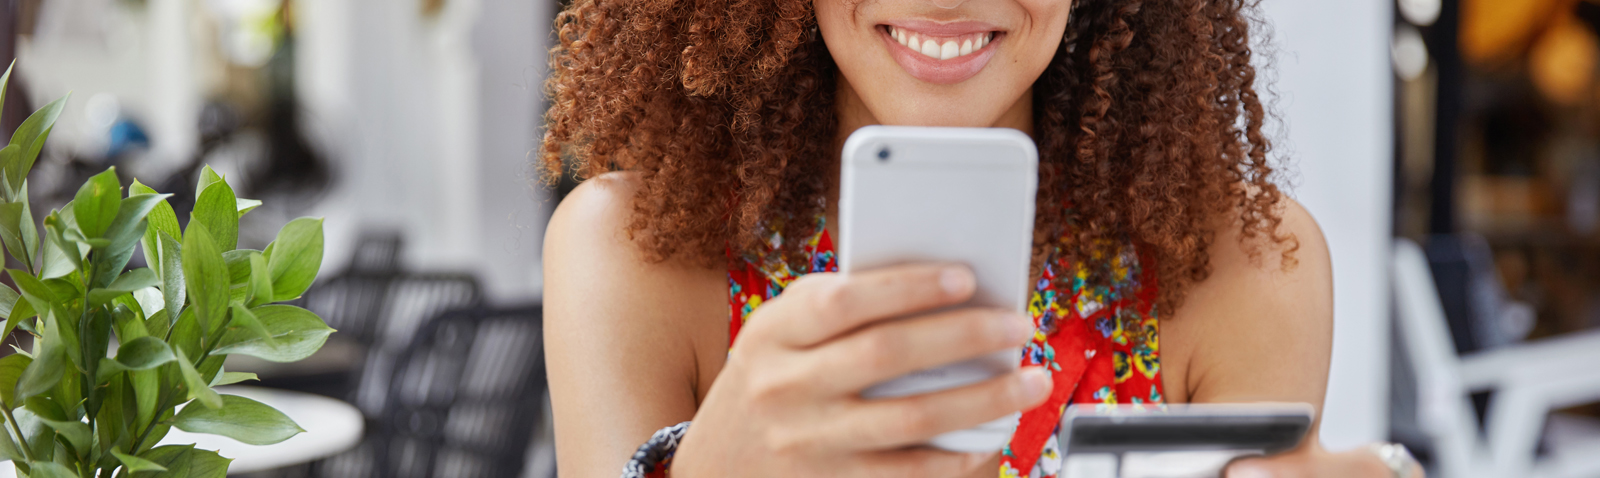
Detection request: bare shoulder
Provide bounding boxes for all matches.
[1160,196,1333,408]
[543,172,727,477]
[544,170,726,367]
[546,171,644,253]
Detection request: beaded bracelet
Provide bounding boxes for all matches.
[621,421,692,478]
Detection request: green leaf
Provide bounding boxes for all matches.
[99,337,176,380]
[37,231,75,279]
[173,394,303,445]
[159,233,184,325]
[26,462,79,478]
[5,94,68,193]
[101,192,170,253]
[182,223,228,332]
[112,302,150,343]
[112,448,168,473]
[0,283,17,320]
[72,168,122,239]
[41,276,78,302]
[91,217,144,289]
[144,308,171,343]
[24,395,67,422]
[215,305,334,362]
[40,212,79,278]
[190,173,237,252]
[0,62,12,127]
[87,267,158,307]
[133,180,180,277]
[222,249,254,286]
[11,407,52,461]
[7,269,56,316]
[0,353,29,406]
[132,286,163,317]
[141,444,230,478]
[0,197,35,272]
[37,415,91,456]
[236,198,262,216]
[173,348,222,409]
[14,332,61,400]
[210,371,257,387]
[167,307,201,359]
[247,251,272,307]
[82,307,111,382]
[227,302,273,343]
[0,422,21,462]
[4,298,33,341]
[197,166,223,193]
[95,372,130,456]
[265,217,323,301]
[132,368,158,432]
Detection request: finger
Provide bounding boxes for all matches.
[808,307,1033,394]
[857,448,999,478]
[829,366,1053,450]
[773,264,976,347]
[1225,448,1392,478]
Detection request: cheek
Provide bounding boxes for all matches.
[1011,1,1072,76]
[814,0,856,39]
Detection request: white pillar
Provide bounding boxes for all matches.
[1257,0,1395,450]
[147,0,200,167]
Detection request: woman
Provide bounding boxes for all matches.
[541,0,1417,476]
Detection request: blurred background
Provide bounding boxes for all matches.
[0,0,1594,476]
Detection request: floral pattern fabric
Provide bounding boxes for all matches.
[727,217,1163,478]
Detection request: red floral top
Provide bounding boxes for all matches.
[728,216,1164,477]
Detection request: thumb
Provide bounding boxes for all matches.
[1225,452,1314,478]
[1224,458,1281,478]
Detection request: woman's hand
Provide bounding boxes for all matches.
[1225,443,1424,478]
[669,264,1052,478]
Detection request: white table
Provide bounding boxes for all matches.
[0,386,364,475]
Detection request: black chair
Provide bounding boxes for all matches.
[298,230,407,345]
[347,230,404,274]
[308,306,548,478]
[352,274,484,417]
[301,271,398,347]
[382,306,548,478]
[298,275,483,478]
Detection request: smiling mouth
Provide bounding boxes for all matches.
[883,25,998,61]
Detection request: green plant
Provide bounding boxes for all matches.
[0,65,334,477]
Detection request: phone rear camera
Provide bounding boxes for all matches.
[877,148,891,161]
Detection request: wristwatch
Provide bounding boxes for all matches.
[1367,442,1419,478]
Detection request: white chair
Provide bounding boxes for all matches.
[1393,239,1600,478]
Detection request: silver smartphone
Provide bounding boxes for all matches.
[838,125,1038,452]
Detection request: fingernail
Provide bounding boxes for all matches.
[965,450,999,468]
[940,266,974,296]
[1227,463,1273,478]
[1002,313,1035,343]
[1020,367,1052,401]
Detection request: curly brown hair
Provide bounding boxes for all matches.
[541,0,1295,311]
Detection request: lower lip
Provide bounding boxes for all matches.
[881,27,1001,85]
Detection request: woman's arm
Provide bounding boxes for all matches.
[544,173,727,478]
[1166,198,1399,477]
[546,173,1049,478]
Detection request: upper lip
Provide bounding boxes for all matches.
[878,19,1002,37]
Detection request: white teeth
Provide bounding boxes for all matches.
[891,27,994,60]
